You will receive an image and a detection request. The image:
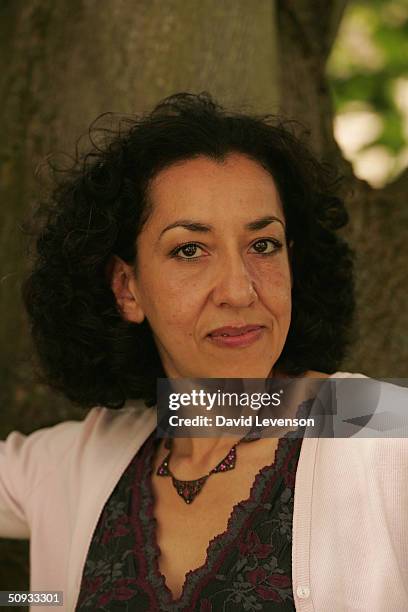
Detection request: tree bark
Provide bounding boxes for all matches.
[276,0,408,378]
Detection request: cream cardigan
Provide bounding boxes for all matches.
[1,372,407,611]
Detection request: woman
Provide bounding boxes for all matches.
[1,93,406,611]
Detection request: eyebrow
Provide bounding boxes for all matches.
[159,215,285,239]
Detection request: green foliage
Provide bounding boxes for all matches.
[328,0,408,158]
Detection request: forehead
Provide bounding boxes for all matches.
[146,153,284,222]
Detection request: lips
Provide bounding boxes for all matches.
[208,325,263,338]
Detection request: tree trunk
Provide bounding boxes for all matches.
[276,0,408,378]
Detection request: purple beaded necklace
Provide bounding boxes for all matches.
[156,433,260,504]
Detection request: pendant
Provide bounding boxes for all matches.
[156,442,240,504]
[172,475,209,504]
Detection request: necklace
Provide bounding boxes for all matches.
[156,432,260,504]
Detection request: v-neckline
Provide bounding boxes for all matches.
[138,433,297,608]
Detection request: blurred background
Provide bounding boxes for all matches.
[330,0,408,187]
[0,0,407,601]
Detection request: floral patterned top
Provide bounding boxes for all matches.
[76,430,302,611]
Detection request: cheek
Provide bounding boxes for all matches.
[266,283,292,317]
[253,261,292,311]
[144,276,199,330]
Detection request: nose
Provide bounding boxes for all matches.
[211,252,258,308]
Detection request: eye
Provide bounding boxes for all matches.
[171,242,207,260]
[249,238,282,255]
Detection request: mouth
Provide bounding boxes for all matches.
[207,325,265,348]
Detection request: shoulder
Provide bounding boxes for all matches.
[0,402,155,538]
[305,370,368,379]
[79,402,157,457]
[2,401,155,491]
[316,375,408,462]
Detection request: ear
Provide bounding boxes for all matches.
[107,255,145,323]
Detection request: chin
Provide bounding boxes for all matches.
[204,363,274,379]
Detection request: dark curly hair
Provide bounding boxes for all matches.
[22,92,355,409]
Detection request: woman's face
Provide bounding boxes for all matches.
[117,153,292,379]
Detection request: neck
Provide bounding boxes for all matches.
[160,370,329,473]
[168,435,244,476]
